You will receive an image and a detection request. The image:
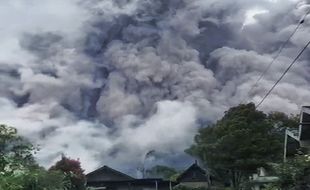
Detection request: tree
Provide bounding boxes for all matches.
[146,165,179,180]
[0,167,71,190]
[268,112,301,157]
[0,124,71,190]
[187,103,282,190]
[272,155,310,190]
[0,124,36,172]
[268,112,299,130]
[23,168,71,190]
[50,155,86,190]
[173,186,210,190]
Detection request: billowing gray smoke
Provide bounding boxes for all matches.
[0,0,310,173]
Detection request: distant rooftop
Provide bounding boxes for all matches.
[177,161,209,183]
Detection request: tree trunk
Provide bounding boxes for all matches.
[230,169,244,190]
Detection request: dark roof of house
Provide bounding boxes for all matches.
[86,165,135,182]
[87,179,177,188]
[88,178,174,184]
[300,106,310,140]
[86,166,177,188]
[177,161,209,183]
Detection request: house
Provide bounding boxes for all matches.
[284,106,310,161]
[86,165,176,190]
[86,161,212,190]
[176,161,210,188]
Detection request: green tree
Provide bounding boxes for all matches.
[0,124,36,172]
[268,112,299,131]
[146,165,179,180]
[50,156,86,190]
[173,185,210,190]
[0,124,72,190]
[268,112,301,157]
[0,167,71,190]
[23,168,71,190]
[187,103,282,190]
[272,155,310,190]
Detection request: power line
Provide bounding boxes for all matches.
[243,8,310,104]
[256,39,310,108]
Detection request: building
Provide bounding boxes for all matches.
[284,106,310,161]
[86,165,175,190]
[86,161,212,190]
[176,161,210,188]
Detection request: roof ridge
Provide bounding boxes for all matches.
[176,162,207,182]
[86,165,135,179]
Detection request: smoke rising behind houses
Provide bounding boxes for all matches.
[1,0,310,173]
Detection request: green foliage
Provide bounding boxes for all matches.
[261,184,279,190]
[0,124,72,190]
[272,155,310,190]
[173,185,232,190]
[268,112,299,130]
[187,103,283,189]
[50,156,86,190]
[146,165,179,180]
[24,168,71,190]
[173,185,210,190]
[170,172,181,182]
[0,167,71,190]
[0,124,36,172]
[268,112,301,157]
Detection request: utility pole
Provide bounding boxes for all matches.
[284,129,288,162]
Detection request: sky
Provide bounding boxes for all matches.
[0,0,310,175]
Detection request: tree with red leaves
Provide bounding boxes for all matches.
[50,155,86,190]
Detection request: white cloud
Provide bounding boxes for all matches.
[0,98,197,172]
[0,0,89,63]
[242,8,269,28]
